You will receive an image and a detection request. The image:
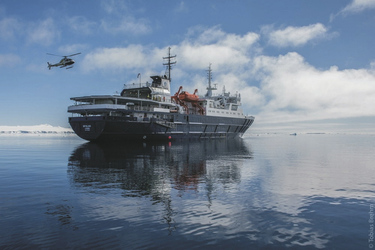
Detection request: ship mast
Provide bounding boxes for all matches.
[205,63,217,97]
[163,47,176,82]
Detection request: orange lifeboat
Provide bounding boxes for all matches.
[178,89,199,102]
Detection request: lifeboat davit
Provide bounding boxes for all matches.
[178,89,199,102]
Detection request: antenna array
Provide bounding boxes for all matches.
[163,47,177,81]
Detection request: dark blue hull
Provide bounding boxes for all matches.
[69,113,254,142]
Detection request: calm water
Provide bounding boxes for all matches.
[0,134,374,249]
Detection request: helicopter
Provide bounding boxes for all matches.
[47,52,81,70]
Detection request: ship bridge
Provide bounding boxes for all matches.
[120,75,171,101]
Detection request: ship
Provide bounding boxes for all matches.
[68,48,255,141]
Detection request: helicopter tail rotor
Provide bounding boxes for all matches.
[47,62,52,70]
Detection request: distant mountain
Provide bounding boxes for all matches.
[0,124,74,134]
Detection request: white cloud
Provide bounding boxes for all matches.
[81,45,160,72]
[0,53,21,67]
[67,16,96,35]
[179,26,259,70]
[101,0,129,14]
[0,17,21,40]
[100,17,151,35]
[331,0,375,20]
[265,23,328,47]
[174,1,188,13]
[82,27,259,73]
[188,25,226,44]
[27,18,60,46]
[99,0,151,35]
[340,0,375,14]
[66,14,150,36]
[178,43,249,70]
[58,44,88,55]
[0,17,60,46]
[253,52,375,123]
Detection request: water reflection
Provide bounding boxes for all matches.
[1,135,371,249]
[68,139,251,193]
[65,136,371,249]
[67,139,252,235]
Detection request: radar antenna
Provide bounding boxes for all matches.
[163,47,176,82]
[205,63,217,97]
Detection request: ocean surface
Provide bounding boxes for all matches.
[0,134,374,249]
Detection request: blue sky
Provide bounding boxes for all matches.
[1,0,375,133]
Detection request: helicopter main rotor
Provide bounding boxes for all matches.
[47,52,81,58]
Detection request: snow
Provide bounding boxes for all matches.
[0,124,74,135]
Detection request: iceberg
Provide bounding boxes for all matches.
[0,124,74,135]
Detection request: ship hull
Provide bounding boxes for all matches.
[69,114,254,142]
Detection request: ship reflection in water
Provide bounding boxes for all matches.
[67,139,254,247]
[68,139,251,196]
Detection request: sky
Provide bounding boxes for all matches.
[0,0,375,133]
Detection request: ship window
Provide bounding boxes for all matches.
[96,99,114,104]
